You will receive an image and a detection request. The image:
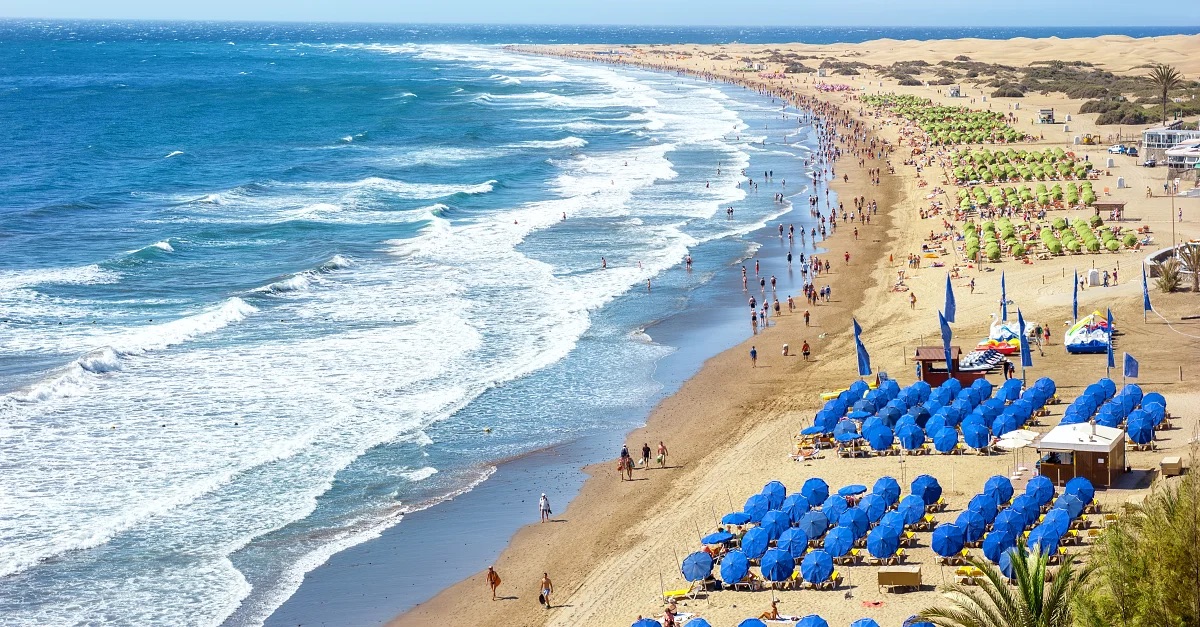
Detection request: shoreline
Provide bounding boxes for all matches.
[391,50,901,626]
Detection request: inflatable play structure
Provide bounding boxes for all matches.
[1064,311,1111,354]
[975,314,1021,355]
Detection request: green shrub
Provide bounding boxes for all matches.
[991,86,1024,98]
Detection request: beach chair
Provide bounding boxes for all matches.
[1087,528,1102,542]
[663,582,696,601]
[953,566,974,585]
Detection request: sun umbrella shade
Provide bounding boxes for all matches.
[1042,509,1071,536]
[744,494,770,523]
[823,526,854,557]
[800,550,834,583]
[684,619,712,627]
[719,550,749,584]
[823,495,849,521]
[898,495,926,525]
[802,478,830,505]
[702,530,734,545]
[911,475,942,506]
[741,526,770,559]
[834,419,859,438]
[781,493,811,523]
[839,484,868,496]
[931,523,965,557]
[851,619,881,627]
[1064,477,1095,505]
[839,508,869,538]
[798,510,830,539]
[879,511,906,536]
[985,475,1014,504]
[633,619,661,627]
[873,476,901,505]
[933,427,959,453]
[760,510,790,540]
[999,549,1017,579]
[762,480,787,509]
[778,527,810,559]
[993,509,1025,539]
[760,548,796,581]
[898,424,925,450]
[859,494,886,522]
[722,512,752,526]
[983,529,1016,563]
[1026,475,1054,505]
[963,422,991,449]
[836,432,863,443]
[1127,418,1153,445]
[1027,525,1061,555]
[956,509,986,542]
[738,620,768,627]
[969,493,999,523]
[1054,494,1084,519]
[797,616,830,627]
[867,526,900,559]
[867,425,895,451]
[681,551,714,581]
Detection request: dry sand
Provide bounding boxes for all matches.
[392,34,1200,627]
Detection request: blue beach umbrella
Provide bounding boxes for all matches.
[867,526,900,559]
[873,476,901,505]
[851,619,880,627]
[633,619,661,627]
[1042,509,1071,536]
[801,478,830,505]
[933,427,959,453]
[924,415,948,439]
[963,422,991,449]
[836,432,862,443]
[741,526,769,559]
[839,484,868,497]
[760,548,796,582]
[797,616,830,627]
[778,527,810,559]
[719,550,749,584]
[867,425,895,452]
[956,509,986,543]
[1010,494,1040,527]
[722,512,752,526]
[848,410,873,421]
[898,424,925,451]
[999,549,1018,579]
[823,495,849,522]
[911,475,942,506]
[993,509,1025,539]
[859,494,886,522]
[861,416,884,436]
[738,620,768,627]
[798,510,830,539]
[762,480,787,509]
[834,419,859,439]
[878,511,905,537]
[800,550,834,584]
[983,529,1016,563]
[701,530,734,545]
[823,526,854,557]
[1026,475,1054,505]
[898,495,926,526]
[760,510,790,540]
[969,493,999,524]
[839,507,869,538]
[1054,494,1084,519]
[1065,477,1095,505]
[895,415,917,432]
[744,494,769,523]
[1027,526,1061,555]
[931,523,965,557]
[800,426,824,436]
[781,493,811,523]
[684,619,712,627]
[681,551,714,582]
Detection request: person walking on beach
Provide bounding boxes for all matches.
[641,442,651,468]
[657,441,669,468]
[909,293,917,310]
[804,310,810,326]
[486,566,502,601]
[539,493,552,523]
[801,340,811,361]
[969,278,975,294]
[750,345,758,368]
[539,573,554,608]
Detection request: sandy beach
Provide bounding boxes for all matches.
[393,34,1200,627]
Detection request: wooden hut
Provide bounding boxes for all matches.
[1034,422,1126,488]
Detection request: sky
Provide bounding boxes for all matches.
[0,0,1187,27]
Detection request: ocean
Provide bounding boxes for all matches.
[0,21,1193,627]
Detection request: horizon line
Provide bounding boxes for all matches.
[1,18,1197,29]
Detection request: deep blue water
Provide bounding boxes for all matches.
[1,21,1190,627]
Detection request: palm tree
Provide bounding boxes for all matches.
[1178,243,1200,293]
[917,547,1093,627]
[1147,64,1183,126]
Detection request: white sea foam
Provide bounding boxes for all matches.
[0,264,120,291]
[513,136,588,149]
[164,150,185,159]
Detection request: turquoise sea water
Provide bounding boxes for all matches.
[1,21,1194,626]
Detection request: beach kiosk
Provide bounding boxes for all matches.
[1034,422,1126,488]
[912,346,992,387]
[1038,108,1056,124]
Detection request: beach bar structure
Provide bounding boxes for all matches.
[912,346,990,387]
[1038,108,1055,124]
[1034,423,1126,488]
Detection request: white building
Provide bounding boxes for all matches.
[1142,122,1200,158]
[1164,138,1200,172]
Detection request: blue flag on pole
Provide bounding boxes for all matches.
[1000,272,1008,321]
[853,318,871,376]
[1106,308,1115,369]
[1018,309,1033,368]
[1124,353,1139,379]
[1073,269,1079,322]
[939,310,953,374]
[944,274,956,323]
[1142,267,1152,313]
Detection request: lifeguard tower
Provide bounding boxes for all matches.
[948,85,961,98]
[1038,108,1056,124]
